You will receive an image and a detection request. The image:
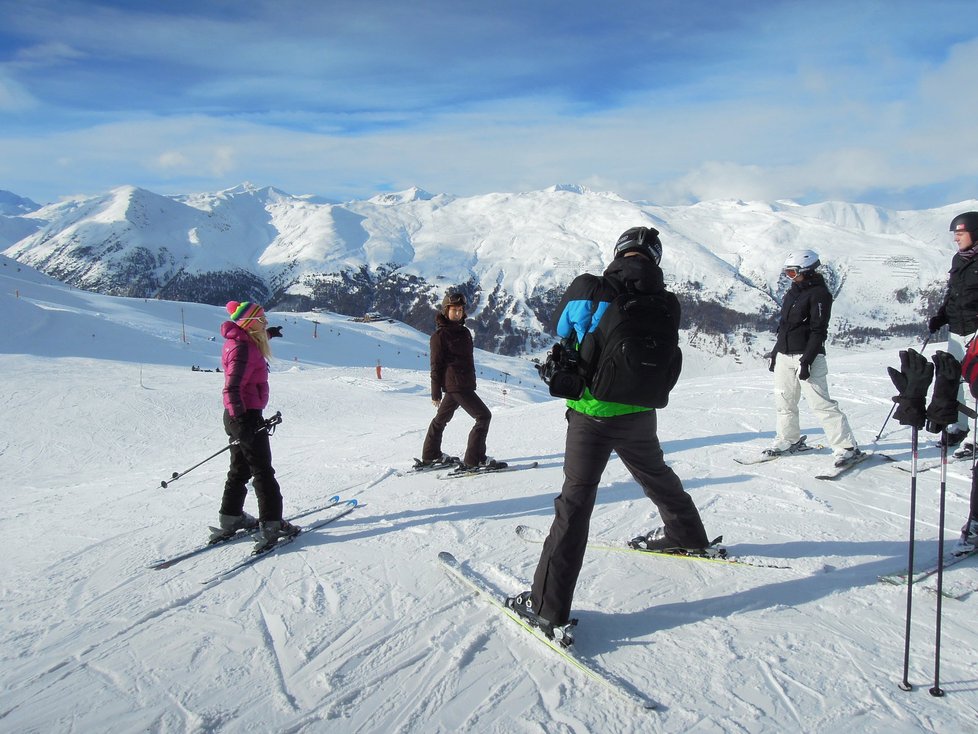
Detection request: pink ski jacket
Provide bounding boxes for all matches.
[221,321,269,417]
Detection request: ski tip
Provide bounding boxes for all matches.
[437,551,458,565]
[329,494,340,503]
[530,461,539,468]
[344,498,359,507]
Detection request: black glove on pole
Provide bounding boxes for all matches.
[925,351,962,433]
[887,348,934,430]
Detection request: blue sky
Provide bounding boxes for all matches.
[1,0,975,208]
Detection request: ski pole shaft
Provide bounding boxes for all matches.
[899,425,919,692]
[930,431,948,698]
[875,333,933,442]
[161,440,239,488]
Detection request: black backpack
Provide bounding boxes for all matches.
[579,279,682,408]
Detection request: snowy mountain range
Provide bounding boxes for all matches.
[2,182,974,358]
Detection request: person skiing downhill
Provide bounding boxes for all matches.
[418,291,505,472]
[766,250,860,468]
[213,300,299,553]
[508,226,710,642]
[929,211,978,456]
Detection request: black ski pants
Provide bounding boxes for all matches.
[221,409,283,521]
[531,409,708,625]
[422,390,492,466]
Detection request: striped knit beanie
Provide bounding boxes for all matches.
[226,300,265,328]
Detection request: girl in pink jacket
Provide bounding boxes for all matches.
[212,301,298,553]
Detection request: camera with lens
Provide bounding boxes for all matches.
[536,340,586,400]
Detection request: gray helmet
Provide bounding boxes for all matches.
[441,291,466,314]
[614,227,662,264]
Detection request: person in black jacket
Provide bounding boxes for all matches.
[928,211,978,454]
[418,291,505,471]
[507,226,709,643]
[767,250,859,467]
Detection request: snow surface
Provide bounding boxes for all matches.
[2,255,978,733]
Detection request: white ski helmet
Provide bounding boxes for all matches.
[783,249,820,273]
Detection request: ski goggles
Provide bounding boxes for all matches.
[783,267,800,278]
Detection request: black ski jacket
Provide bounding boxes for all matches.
[773,273,831,365]
[933,252,978,336]
[429,312,477,401]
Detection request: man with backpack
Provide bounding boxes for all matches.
[508,226,710,643]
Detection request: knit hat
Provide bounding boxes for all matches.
[226,300,265,329]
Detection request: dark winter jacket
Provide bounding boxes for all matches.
[551,254,680,417]
[221,321,270,418]
[429,312,477,401]
[773,273,831,364]
[933,252,978,336]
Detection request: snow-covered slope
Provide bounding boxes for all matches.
[4,183,974,359]
[2,241,978,732]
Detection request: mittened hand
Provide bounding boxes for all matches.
[266,325,283,338]
[928,316,944,333]
[887,348,933,429]
[887,348,933,399]
[798,361,810,381]
[925,351,962,432]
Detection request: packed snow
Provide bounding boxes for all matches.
[2,255,977,733]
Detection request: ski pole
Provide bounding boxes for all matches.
[899,426,918,691]
[160,411,283,488]
[161,440,238,488]
[875,334,933,442]
[930,430,948,698]
[898,425,919,692]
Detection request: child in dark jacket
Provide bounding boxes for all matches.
[419,291,504,471]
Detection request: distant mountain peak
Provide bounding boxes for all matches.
[370,187,435,205]
[0,190,42,215]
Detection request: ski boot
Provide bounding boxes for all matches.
[208,511,259,544]
[762,436,809,458]
[954,518,978,554]
[412,453,460,472]
[628,528,727,558]
[506,591,576,647]
[953,442,976,460]
[252,519,301,555]
[832,447,862,468]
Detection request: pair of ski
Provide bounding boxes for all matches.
[879,546,978,600]
[437,527,794,709]
[148,495,361,584]
[410,457,538,479]
[515,525,791,569]
[734,435,878,480]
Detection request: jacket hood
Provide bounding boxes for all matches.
[435,312,467,329]
[221,320,253,341]
[603,254,666,293]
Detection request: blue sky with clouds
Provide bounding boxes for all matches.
[1,0,975,208]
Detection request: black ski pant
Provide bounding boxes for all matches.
[422,390,492,467]
[221,409,283,521]
[531,409,708,625]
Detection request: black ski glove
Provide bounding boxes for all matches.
[766,351,776,372]
[928,315,944,334]
[887,348,933,429]
[925,351,962,433]
[266,325,283,338]
[798,361,810,381]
